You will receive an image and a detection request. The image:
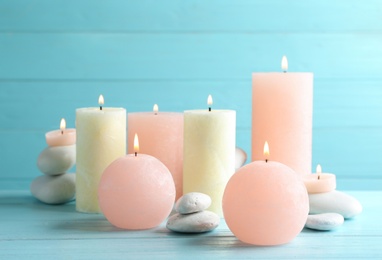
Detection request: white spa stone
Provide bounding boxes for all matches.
[37,145,76,175]
[305,213,344,231]
[309,190,362,219]
[30,173,76,204]
[166,211,220,233]
[175,192,211,214]
[235,147,247,170]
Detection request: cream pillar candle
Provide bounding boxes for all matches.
[76,95,126,213]
[127,104,183,201]
[183,95,236,216]
[252,56,313,175]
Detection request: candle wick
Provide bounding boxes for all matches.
[155,112,157,115]
[209,107,211,112]
[283,71,287,73]
[265,159,268,163]
[100,106,103,111]
[61,130,64,135]
[318,175,320,180]
[135,152,137,157]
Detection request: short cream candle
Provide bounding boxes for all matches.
[303,164,336,194]
[183,95,236,216]
[76,95,126,213]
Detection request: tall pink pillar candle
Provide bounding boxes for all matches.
[128,105,183,200]
[252,56,313,175]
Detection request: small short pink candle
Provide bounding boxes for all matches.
[98,134,175,230]
[303,164,336,194]
[128,104,183,200]
[45,118,76,146]
[223,142,309,246]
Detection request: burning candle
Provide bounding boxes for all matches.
[45,118,76,146]
[98,134,175,229]
[183,95,236,216]
[127,104,183,200]
[252,56,313,175]
[303,164,336,194]
[223,142,309,245]
[76,95,126,213]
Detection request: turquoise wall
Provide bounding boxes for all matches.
[0,0,381,190]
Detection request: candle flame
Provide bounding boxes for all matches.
[153,104,159,114]
[263,141,270,162]
[207,95,213,106]
[281,55,288,72]
[60,118,66,133]
[134,133,139,155]
[98,94,104,106]
[316,164,322,180]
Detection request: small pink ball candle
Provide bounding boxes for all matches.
[45,118,76,146]
[303,164,336,194]
[223,142,309,246]
[98,134,175,230]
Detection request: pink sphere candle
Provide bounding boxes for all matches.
[303,164,336,194]
[223,143,309,246]
[128,104,183,200]
[98,134,175,230]
[45,118,76,146]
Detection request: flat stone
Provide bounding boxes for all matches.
[309,190,362,219]
[235,147,247,170]
[166,211,220,233]
[30,173,76,204]
[37,145,76,175]
[305,213,344,231]
[175,192,211,214]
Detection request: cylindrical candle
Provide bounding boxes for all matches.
[183,96,236,216]
[76,96,126,213]
[252,56,313,175]
[128,105,183,200]
[45,118,76,146]
[303,164,336,194]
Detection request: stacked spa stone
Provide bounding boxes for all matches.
[31,144,76,204]
[167,192,220,233]
[305,190,362,231]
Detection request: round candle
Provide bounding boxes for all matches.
[252,56,313,175]
[183,95,236,217]
[45,118,76,146]
[98,135,175,230]
[76,95,126,213]
[223,143,309,246]
[303,164,336,194]
[128,104,183,201]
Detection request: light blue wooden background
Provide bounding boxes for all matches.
[0,0,381,190]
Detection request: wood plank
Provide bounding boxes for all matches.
[0,33,381,80]
[0,1,381,32]
[0,79,380,130]
[0,191,380,259]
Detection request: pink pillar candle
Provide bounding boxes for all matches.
[223,143,309,245]
[303,164,336,194]
[45,118,76,146]
[98,136,175,229]
[252,56,313,175]
[128,105,183,200]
